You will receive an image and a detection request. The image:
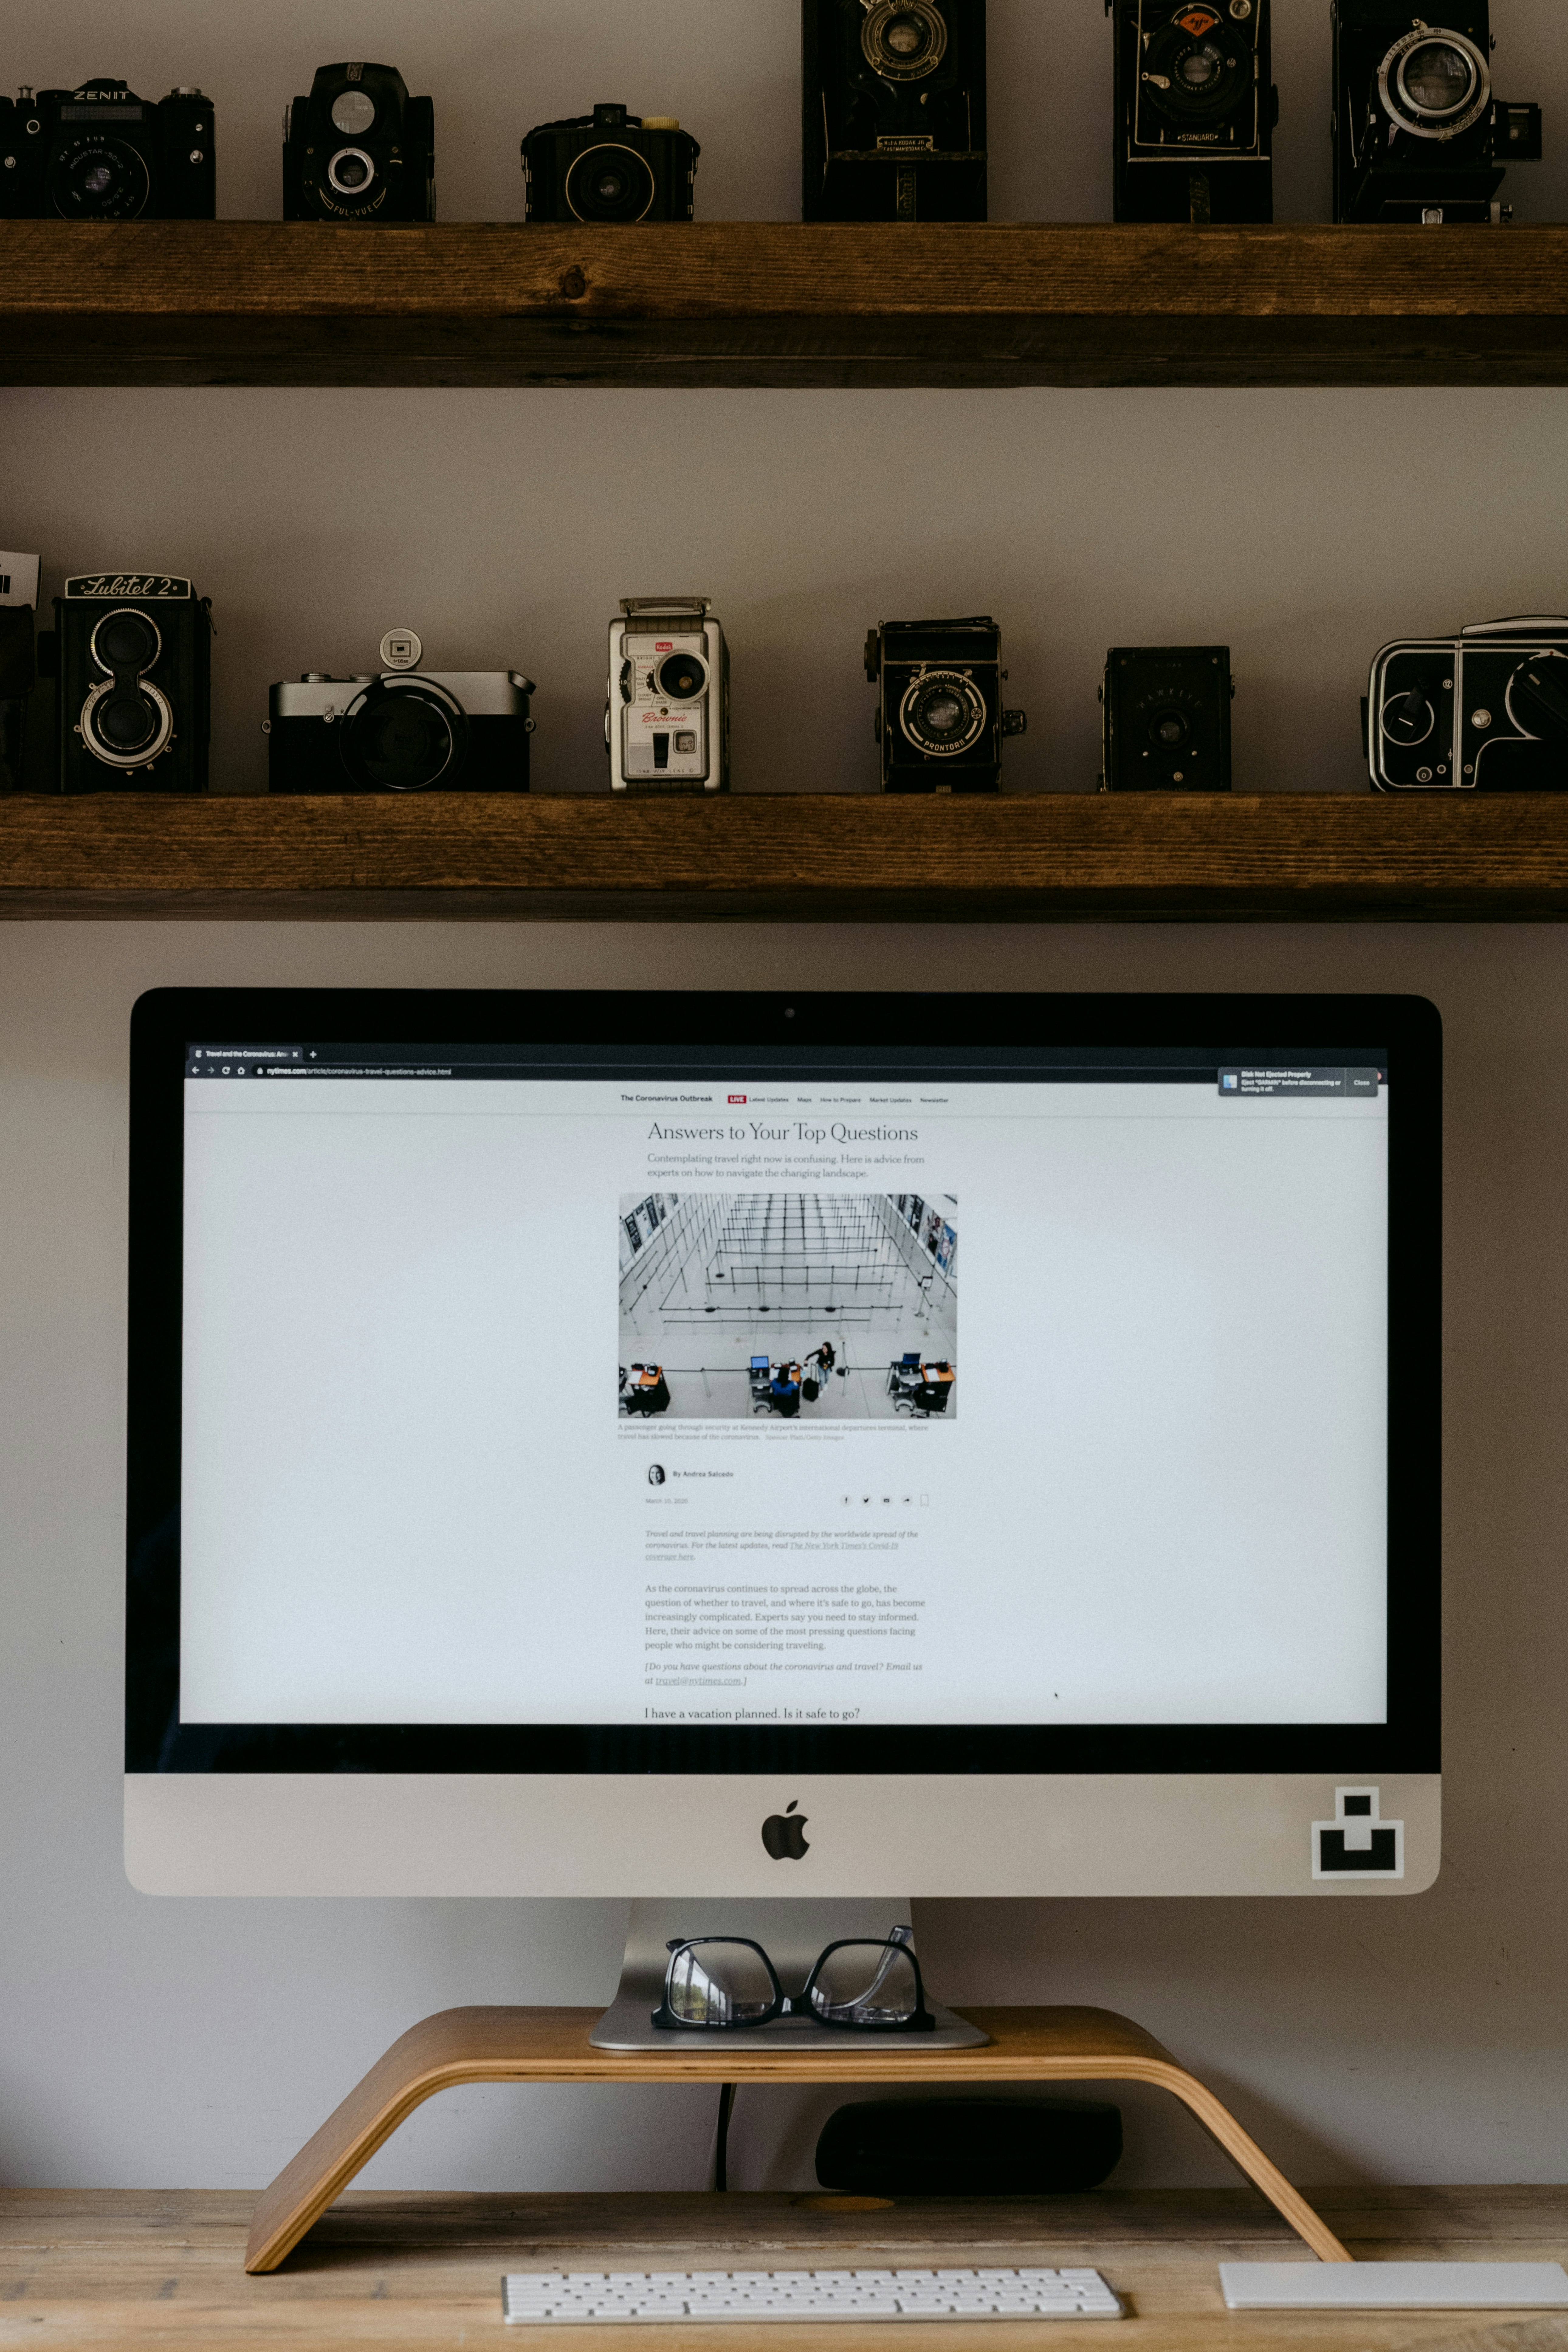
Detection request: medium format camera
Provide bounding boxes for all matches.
[267,630,535,793]
[1107,0,1275,224]
[1099,646,1233,790]
[803,0,987,222]
[283,64,434,222]
[865,617,1024,793]
[1332,1,1542,224]
[522,104,698,222]
[51,573,211,794]
[0,554,39,793]
[1364,617,1568,792]
[0,79,214,219]
[608,600,728,792]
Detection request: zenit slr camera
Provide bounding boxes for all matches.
[803,0,987,222]
[1107,0,1276,224]
[1100,646,1234,790]
[1332,1,1542,223]
[1365,617,1568,793]
[607,599,728,792]
[522,103,698,222]
[0,79,214,218]
[51,573,211,794]
[865,616,1024,793]
[267,631,534,793]
[283,64,434,222]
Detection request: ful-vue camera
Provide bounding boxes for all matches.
[283,63,434,222]
[1107,0,1275,224]
[1333,1,1542,223]
[608,599,728,791]
[865,616,1024,793]
[803,0,987,222]
[1100,646,1234,790]
[51,573,211,794]
[1365,617,1568,792]
[523,104,698,222]
[267,630,535,793]
[0,79,214,219]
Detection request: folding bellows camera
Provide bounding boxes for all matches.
[803,0,987,222]
[866,617,1023,793]
[1332,0,1541,223]
[1107,0,1275,224]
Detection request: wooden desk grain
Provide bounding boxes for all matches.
[4,2187,1568,2347]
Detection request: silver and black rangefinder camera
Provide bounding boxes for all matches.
[607,598,728,792]
[267,630,535,793]
[1365,617,1568,792]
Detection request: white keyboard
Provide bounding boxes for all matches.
[503,2266,1124,2323]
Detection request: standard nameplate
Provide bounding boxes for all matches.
[65,574,192,601]
[0,553,41,608]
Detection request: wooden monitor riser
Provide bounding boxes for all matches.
[244,2004,1350,2273]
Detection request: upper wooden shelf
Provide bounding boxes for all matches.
[3,219,1566,388]
[5,789,1568,921]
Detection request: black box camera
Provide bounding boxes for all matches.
[866,616,1023,793]
[267,629,535,793]
[522,104,698,222]
[803,0,987,222]
[1332,0,1542,224]
[283,64,434,222]
[52,573,211,794]
[1364,617,1568,792]
[1107,0,1275,224]
[0,553,40,793]
[1100,646,1233,791]
[0,79,214,219]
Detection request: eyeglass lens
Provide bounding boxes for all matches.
[664,1940,777,2026]
[810,1941,920,2024]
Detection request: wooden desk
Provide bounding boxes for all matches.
[4,2186,1568,2347]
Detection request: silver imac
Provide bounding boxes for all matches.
[124,989,1440,1916]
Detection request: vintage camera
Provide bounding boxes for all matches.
[1364,617,1568,792]
[1099,646,1233,790]
[50,573,210,794]
[865,617,1024,793]
[803,0,987,222]
[267,631,534,793]
[1107,0,1275,224]
[1333,1,1542,224]
[283,64,434,222]
[522,104,698,222]
[0,79,214,219]
[0,554,40,793]
[608,600,728,792]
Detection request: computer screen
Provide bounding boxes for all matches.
[125,990,1440,1899]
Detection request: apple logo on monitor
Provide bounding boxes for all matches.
[761,1800,810,1860]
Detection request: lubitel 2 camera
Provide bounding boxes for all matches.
[1332,1,1542,223]
[607,600,728,792]
[283,64,434,222]
[267,630,535,793]
[1107,0,1275,224]
[865,617,1024,793]
[803,0,987,222]
[0,79,214,219]
[51,573,211,794]
[1364,617,1568,792]
[1099,646,1234,791]
[522,104,698,222]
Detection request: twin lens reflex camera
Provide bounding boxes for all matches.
[1099,646,1234,791]
[0,79,214,219]
[267,631,535,793]
[283,63,434,222]
[865,616,1024,793]
[1332,1,1542,224]
[522,104,698,222]
[608,600,729,792]
[1365,618,1568,792]
[53,574,211,794]
[803,0,987,222]
[1108,0,1276,225]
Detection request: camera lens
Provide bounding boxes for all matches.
[923,692,965,735]
[91,609,161,675]
[656,653,707,702]
[1178,44,1222,87]
[80,676,174,768]
[328,147,376,195]
[95,689,159,753]
[1401,40,1474,114]
[342,679,466,791]
[899,669,986,757]
[1152,710,1190,747]
[565,142,658,222]
[861,0,946,80]
[330,88,377,136]
[48,136,150,219]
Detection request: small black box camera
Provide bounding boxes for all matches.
[1100,647,1233,791]
[283,64,434,222]
[52,573,211,794]
[865,616,1024,793]
[1365,617,1568,792]
[1107,0,1275,224]
[522,104,698,222]
[803,0,987,222]
[0,552,40,794]
[1332,1,1542,223]
[267,629,535,793]
[0,78,214,219]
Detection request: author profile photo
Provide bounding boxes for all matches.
[648,1464,665,1486]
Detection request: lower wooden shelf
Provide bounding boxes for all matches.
[4,789,1568,921]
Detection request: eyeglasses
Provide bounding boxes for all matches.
[652,1927,934,2033]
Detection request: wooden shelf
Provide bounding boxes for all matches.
[5,790,1568,922]
[3,220,1567,388]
